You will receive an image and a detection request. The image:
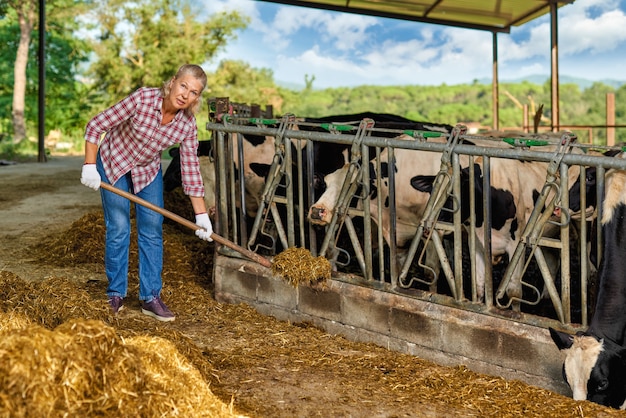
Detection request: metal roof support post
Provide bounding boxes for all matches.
[38,0,46,162]
[492,31,499,131]
[550,0,560,132]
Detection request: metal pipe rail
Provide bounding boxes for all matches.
[206,120,626,330]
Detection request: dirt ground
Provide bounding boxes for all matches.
[1,155,624,417]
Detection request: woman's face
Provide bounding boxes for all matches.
[166,74,203,111]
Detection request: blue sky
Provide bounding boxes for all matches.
[203,0,626,89]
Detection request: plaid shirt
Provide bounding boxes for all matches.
[84,87,205,196]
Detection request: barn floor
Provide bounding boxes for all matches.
[0,155,623,417]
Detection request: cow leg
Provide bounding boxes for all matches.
[504,242,524,311]
[471,228,489,303]
[472,247,487,303]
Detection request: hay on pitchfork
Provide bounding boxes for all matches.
[271,247,331,287]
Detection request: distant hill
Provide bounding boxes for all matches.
[278,74,625,91]
[480,74,625,90]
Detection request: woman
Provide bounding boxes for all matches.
[80,64,213,322]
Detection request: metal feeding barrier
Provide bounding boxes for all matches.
[207,113,626,329]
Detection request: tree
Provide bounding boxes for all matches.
[207,60,281,111]
[0,0,93,141]
[6,0,36,143]
[85,0,248,103]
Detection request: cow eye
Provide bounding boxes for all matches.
[597,379,609,392]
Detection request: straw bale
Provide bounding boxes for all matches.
[271,247,331,287]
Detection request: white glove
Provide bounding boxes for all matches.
[81,164,101,190]
[195,213,214,242]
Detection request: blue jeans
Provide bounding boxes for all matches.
[97,153,164,302]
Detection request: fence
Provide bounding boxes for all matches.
[206,111,626,332]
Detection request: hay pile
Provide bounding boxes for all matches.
[33,211,107,265]
[32,209,213,283]
[0,315,243,417]
[9,208,626,417]
[271,247,331,287]
[0,272,110,328]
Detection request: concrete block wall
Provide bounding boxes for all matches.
[213,255,570,396]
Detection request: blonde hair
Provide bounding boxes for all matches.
[161,64,207,116]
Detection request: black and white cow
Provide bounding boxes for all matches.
[308,130,592,303]
[459,132,593,303]
[163,140,213,192]
[300,113,453,203]
[308,133,465,282]
[550,151,626,409]
[163,132,282,220]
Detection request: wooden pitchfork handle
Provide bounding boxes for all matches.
[99,182,272,268]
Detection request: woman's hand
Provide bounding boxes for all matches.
[194,213,213,241]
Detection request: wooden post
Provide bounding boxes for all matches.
[523,104,529,133]
[607,93,615,146]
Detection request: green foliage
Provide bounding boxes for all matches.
[0,137,40,161]
[275,79,624,145]
[85,0,248,102]
[207,60,280,107]
[0,0,92,141]
[1,0,623,155]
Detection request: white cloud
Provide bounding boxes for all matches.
[203,0,256,16]
[259,7,379,52]
[320,13,380,51]
[560,9,626,55]
[206,0,626,87]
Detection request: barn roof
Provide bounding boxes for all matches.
[256,0,575,33]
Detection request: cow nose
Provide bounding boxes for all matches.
[309,206,325,220]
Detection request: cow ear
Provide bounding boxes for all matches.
[411,175,436,193]
[549,327,574,350]
[604,149,622,158]
[249,163,271,179]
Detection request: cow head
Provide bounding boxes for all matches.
[550,327,626,409]
[308,164,352,225]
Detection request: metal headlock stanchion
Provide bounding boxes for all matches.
[318,119,375,270]
[246,114,297,253]
[396,125,466,300]
[495,132,577,322]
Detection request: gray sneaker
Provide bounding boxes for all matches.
[141,297,175,322]
[108,296,124,314]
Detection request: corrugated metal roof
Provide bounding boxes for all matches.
[256,0,575,33]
